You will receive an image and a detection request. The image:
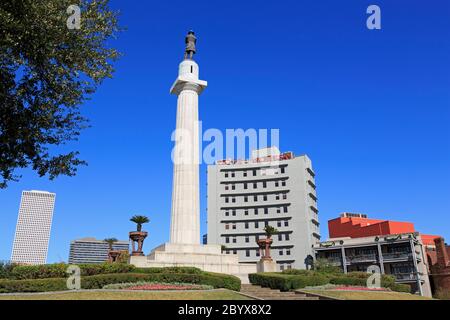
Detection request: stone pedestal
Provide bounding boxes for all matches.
[130,243,257,283]
[257,259,278,273]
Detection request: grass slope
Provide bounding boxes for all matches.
[302,289,433,300]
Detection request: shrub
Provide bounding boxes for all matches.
[249,273,329,291]
[9,263,135,280]
[0,271,241,293]
[0,261,16,279]
[313,258,342,274]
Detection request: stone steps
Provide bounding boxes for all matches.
[240,284,320,300]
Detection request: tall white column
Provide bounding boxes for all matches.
[169,59,207,244]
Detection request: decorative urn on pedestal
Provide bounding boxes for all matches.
[256,226,278,273]
[129,215,149,257]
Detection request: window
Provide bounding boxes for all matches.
[233,250,237,254]
[225,185,229,190]
[245,222,249,229]
[284,206,288,213]
[232,224,236,230]
[225,237,230,243]
[265,221,269,227]
[263,195,267,201]
[225,211,229,216]
[231,172,235,178]
[225,197,229,203]
[277,221,281,227]
[190,65,193,73]
[245,236,249,243]
[276,194,280,200]
[253,170,257,176]
[225,224,230,230]
[282,194,287,200]
[279,250,284,256]
[278,234,282,241]
[255,221,259,228]
[225,172,229,178]
[284,220,288,227]
[280,265,285,271]
[231,184,236,190]
[232,237,237,243]
[254,195,258,201]
[281,181,286,187]
[232,210,236,216]
[275,181,279,187]
[281,167,285,174]
[244,210,249,216]
[232,197,236,203]
[264,208,268,215]
[246,250,250,257]
[286,250,291,256]
[256,250,260,257]
[243,171,247,177]
[244,196,248,202]
[263,181,267,188]
[277,207,281,213]
[253,182,257,189]
[244,183,248,189]
[255,208,258,215]
[285,234,290,241]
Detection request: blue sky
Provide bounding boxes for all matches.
[0,0,449,262]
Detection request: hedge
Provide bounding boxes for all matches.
[250,271,411,293]
[7,263,135,280]
[0,272,241,293]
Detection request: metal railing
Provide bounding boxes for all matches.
[393,273,418,281]
[346,253,378,263]
[382,252,412,260]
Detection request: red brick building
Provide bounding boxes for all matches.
[427,237,450,294]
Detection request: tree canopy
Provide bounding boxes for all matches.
[0,0,121,188]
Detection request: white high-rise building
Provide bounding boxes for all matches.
[11,190,56,265]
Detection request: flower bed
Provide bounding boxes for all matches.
[103,281,213,291]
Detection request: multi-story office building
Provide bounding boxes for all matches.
[68,237,129,264]
[314,232,432,297]
[207,147,321,270]
[11,190,56,265]
[313,213,436,297]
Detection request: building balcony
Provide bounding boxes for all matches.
[346,253,378,264]
[382,252,412,261]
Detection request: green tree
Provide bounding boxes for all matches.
[313,258,342,274]
[263,225,278,239]
[104,237,118,251]
[0,0,121,188]
[130,215,150,232]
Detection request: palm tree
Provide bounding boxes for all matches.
[130,215,149,232]
[104,238,118,251]
[264,225,278,239]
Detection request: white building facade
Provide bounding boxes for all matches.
[207,148,321,270]
[69,237,129,264]
[11,190,56,265]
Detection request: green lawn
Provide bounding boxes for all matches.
[0,289,251,300]
[301,289,433,300]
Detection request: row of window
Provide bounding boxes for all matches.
[225,220,290,231]
[224,206,289,217]
[224,193,288,203]
[224,180,287,191]
[223,167,286,178]
[225,248,292,258]
[224,233,291,244]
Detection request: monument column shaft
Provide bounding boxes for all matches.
[170,87,200,245]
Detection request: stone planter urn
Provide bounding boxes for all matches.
[129,231,148,256]
[257,238,274,260]
[108,250,122,263]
